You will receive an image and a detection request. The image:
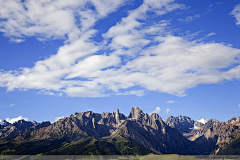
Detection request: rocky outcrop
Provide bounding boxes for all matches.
[17,109,126,142]
[0,120,38,139]
[0,120,11,129]
[109,109,199,155]
[184,117,240,155]
[1,107,201,155]
[165,115,194,134]
[1,108,239,155]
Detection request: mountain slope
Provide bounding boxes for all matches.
[216,136,240,155]
[0,107,238,155]
[45,137,154,155]
[109,108,200,155]
[0,120,11,129]
[0,120,39,140]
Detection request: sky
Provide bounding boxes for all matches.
[0,0,240,123]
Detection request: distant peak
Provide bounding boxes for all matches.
[128,107,144,119]
[197,118,208,124]
[151,113,160,120]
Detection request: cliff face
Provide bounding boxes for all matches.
[183,117,240,155]
[0,107,201,155]
[165,115,195,134]
[0,120,38,139]
[0,120,11,129]
[110,108,199,154]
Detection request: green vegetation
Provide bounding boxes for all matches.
[217,136,240,155]
[45,137,154,155]
[0,137,153,155]
[0,138,68,155]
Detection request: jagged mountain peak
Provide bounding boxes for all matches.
[197,118,208,124]
[128,107,144,119]
[165,115,195,134]
[1,108,236,155]
[0,119,11,129]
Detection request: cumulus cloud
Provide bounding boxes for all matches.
[238,104,240,107]
[165,100,175,104]
[230,4,240,25]
[149,107,161,115]
[54,116,64,122]
[0,0,240,98]
[5,115,28,124]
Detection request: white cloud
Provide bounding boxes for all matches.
[10,39,25,43]
[238,104,240,107]
[0,1,240,98]
[54,116,64,122]
[116,90,145,96]
[178,14,201,22]
[230,4,240,25]
[149,107,161,115]
[5,115,28,124]
[165,100,175,104]
[206,32,216,37]
[9,104,15,107]
[165,108,171,114]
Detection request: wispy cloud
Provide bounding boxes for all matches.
[178,14,201,22]
[230,4,240,26]
[206,32,216,37]
[9,104,15,107]
[149,107,161,115]
[165,100,175,104]
[116,90,145,96]
[0,1,240,98]
[5,115,28,124]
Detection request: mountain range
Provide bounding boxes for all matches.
[0,107,239,155]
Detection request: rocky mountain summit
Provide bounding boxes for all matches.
[0,108,239,155]
[165,115,194,134]
[0,120,39,139]
[0,107,202,155]
[165,116,210,134]
[0,120,11,129]
[165,115,240,155]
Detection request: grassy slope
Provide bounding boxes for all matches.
[45,137,154,155]
[0,136,154,155]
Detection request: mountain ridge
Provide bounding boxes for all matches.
[0,108,239,155]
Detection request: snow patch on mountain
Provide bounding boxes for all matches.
[0,119,5,125]
[197,118,208,124]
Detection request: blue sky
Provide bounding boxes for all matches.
[0,0,240,123]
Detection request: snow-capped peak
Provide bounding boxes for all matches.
[197,118,208,124]
[0,119,9,125]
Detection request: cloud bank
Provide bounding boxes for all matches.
[0,0,240,98]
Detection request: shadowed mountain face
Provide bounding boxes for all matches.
[190,117,240,155]
[0,108,239,155]
[0,120,39,139]
[0,120,11,129]
[165,115,240,155]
